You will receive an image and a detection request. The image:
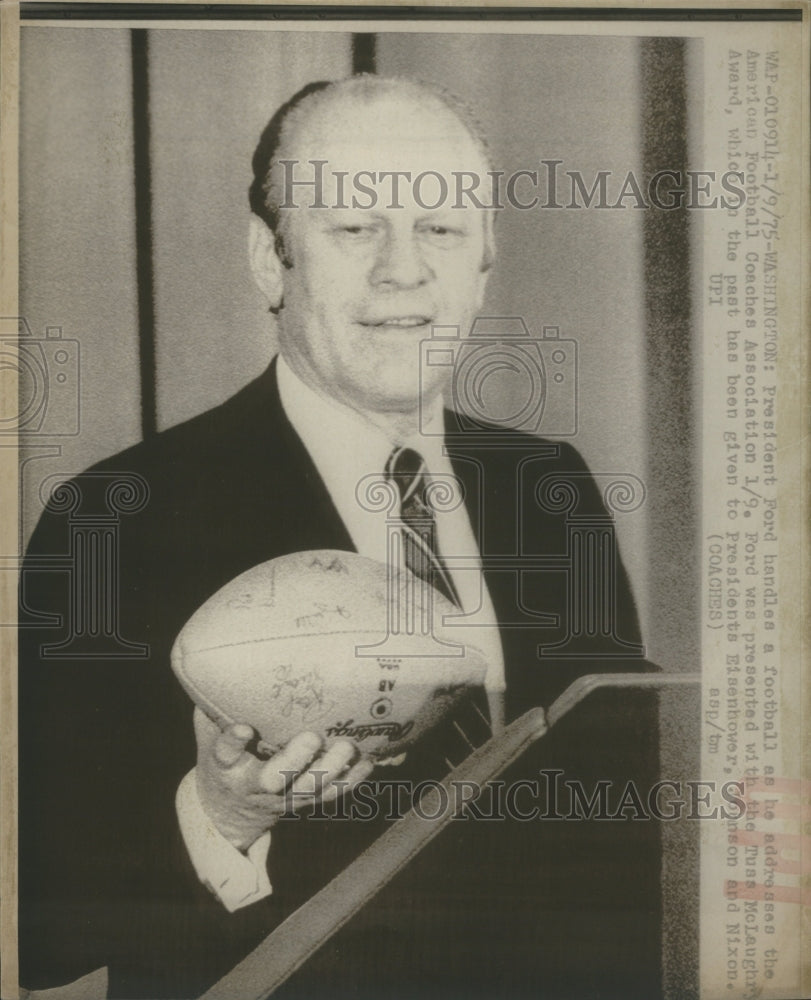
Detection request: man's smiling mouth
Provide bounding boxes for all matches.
[359,315,432,329]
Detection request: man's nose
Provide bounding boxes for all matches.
[369,231,432,288]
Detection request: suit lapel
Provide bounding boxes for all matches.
[230,356,357,559]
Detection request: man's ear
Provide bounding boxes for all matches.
[472,255,491,313]
[473,209,495,309]
[248,218,285,311]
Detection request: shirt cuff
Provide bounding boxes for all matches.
[176,769,272,912]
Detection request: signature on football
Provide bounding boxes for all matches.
[269,663,335,722]
[294,602,352,630]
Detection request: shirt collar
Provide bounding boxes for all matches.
[276,354,449,488]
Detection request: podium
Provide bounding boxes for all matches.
[201,673,700,1000]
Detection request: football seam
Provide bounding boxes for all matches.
[175,627,394,656]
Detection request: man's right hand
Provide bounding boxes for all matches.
[193,707,374,852]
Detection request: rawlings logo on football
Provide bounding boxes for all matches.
[326,719,415,743]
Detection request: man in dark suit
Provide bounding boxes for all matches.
[19,76,660,999]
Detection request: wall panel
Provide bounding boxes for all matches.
[147,30,353,431]
[377,31,651,632]
[19,27,140,544]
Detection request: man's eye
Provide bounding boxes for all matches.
[419,223,465,245]
[334,224,376,237]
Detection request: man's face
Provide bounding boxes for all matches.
[263,91,492,418]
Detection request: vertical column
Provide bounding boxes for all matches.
[641,36,698,675]
[130,28,157,442]
[351,33,376,74]
[640,35,700,1000]
[37,473,149,659]
[536,471,646,659]
[355,474,463,657]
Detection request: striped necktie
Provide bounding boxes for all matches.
[385,446,490,772]
[384,445,461,608]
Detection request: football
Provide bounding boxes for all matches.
[171,550,489,760]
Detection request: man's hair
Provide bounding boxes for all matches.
[249,78,332,262]
[248,75,495,268]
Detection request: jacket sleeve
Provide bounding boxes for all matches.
[17,481,288,998]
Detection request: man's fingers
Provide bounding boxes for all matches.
[194,708,253,767]
[290,739,356,796]
[319,756,375,803]
[257,731,323,794]
[213,723,254,768]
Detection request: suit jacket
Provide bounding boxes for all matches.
[19,358,661,998]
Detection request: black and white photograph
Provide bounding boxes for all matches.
[2,4,808,1000]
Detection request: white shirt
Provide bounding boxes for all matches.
[178,355,505,911]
